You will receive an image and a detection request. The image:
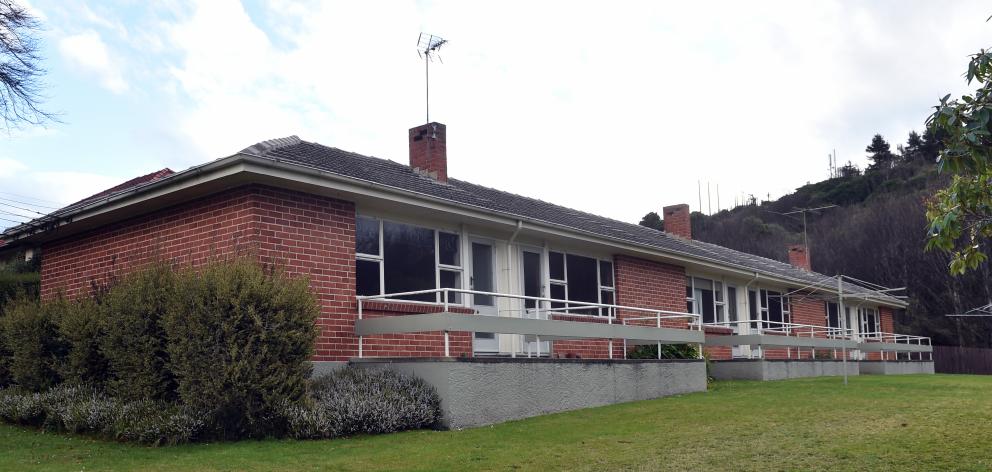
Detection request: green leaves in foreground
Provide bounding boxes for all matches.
[926,46,992,275]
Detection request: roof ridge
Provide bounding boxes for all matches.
[240,135,302,156]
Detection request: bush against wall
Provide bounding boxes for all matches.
[281,367,443,439]
[627,343,699,360]
[0,258,443,444]
[163,259,319,439]
[0,297,65,391]
[99,263,177,402]
[55,296,108,388]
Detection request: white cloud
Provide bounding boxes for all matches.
[25,0,992,227]
[58,30,128,93]
[0,159,29,179]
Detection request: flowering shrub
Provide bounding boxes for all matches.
[281,367,443,439]
[0,385,206,446]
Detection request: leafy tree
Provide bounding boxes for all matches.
[866,134,897,170]
[901,131,926,163]
[926,47,992,274]
[839,161,861,178]
[0,0,55,128]
[639,211,663,231]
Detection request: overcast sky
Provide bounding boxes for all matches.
[1,0,990,232]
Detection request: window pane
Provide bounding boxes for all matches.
[471,242,494,306]
[699,287,715,323]
[748,290,759,322]
[599,261,614,287]
[767,291,783,324]
[714,281,723,302]
[383,221,436,302]
[685,277,693,299]
[566,254,598,315]
[550,284,566,309]
[827,302,839,329]
[727,287,738,322]
[549,251,565,280]
[600,290,614,317]
[438,232,460,266]
[439,269,462,304]
[523,251,542,309]
[356,216,380,255]
[356,259,380,296]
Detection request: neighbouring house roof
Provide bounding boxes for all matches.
[0,136,903,306]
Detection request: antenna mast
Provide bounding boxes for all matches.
[417,33,447,124]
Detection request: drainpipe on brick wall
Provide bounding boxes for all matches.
[507,220,523,358]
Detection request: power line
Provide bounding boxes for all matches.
[0,216,27,225]
[0,200,47,216]
[0,209,33,220]
[0,195,60,210]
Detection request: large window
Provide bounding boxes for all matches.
[687,277,732,324]
[548,251,614,316]
[355,216,462,303]
[859,307,880,336]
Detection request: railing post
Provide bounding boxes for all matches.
[358,298,364,359]
[444,331,450,357]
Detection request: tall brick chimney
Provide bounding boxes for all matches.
[787,244,811,271]
[409,122,447,182]
[663,204,692,239]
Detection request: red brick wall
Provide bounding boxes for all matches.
[41,187,258,299]
[553,255,689,359]
[40,185,470,362]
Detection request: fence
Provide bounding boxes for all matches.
[933,345,992,375]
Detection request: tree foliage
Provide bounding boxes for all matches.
[866,134,897,170]
[0,0,55,128]
[926,46,992,275]
[639,211,663,231]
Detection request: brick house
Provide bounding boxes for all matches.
[0,122,932,427]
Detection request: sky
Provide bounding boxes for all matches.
[1,0,991,232]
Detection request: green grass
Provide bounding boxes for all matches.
[2,374,990,471]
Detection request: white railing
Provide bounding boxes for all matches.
[356,288,702,359]
[700,320,933,361]
[860,331,933,361]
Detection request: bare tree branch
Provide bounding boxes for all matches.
[0,0,57,130]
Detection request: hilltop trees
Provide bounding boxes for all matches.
[866,134,898,170]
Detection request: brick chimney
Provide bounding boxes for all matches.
[409,122,447,182]
[663,204,691,239]
[787,244,811,271]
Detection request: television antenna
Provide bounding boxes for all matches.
[417,33,447,123]
[775,205,838,268]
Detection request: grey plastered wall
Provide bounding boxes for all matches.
[709,359,860,381]
[350,358,706,429]
[860,361,935,375]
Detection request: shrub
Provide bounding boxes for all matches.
[163,258,319,439]
[282,367,443,439]
[55,296,109,388]
[0,385,206,446]
[99,263,177,402]
[628,343,699,360]
[0,297,66,391]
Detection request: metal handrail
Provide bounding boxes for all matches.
[356,288,703,359]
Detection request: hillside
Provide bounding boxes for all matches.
[644,145,991,348]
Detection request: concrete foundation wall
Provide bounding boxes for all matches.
[860,361,935,375]
[710,359,860,381]
[351,358,706,429]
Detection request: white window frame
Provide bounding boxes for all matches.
[548,249,614,316]
[355,215,466,305]
[859,307,881,337]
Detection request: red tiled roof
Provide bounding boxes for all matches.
[76,168,175,205]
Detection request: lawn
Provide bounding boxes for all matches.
[2,374,990,471]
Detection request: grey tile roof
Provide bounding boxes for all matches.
[246,137,901,305]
